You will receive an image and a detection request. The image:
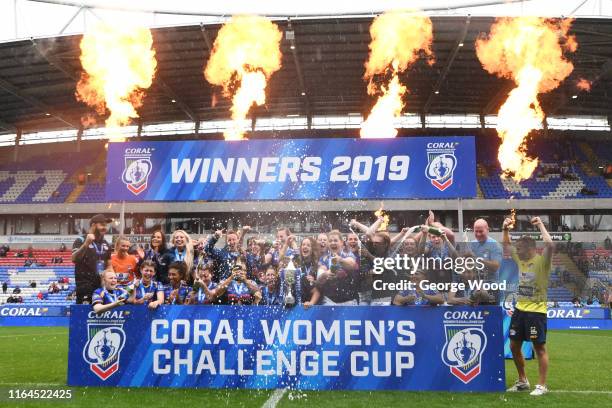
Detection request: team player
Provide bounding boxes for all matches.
[92,270,129,313]
[111,236,138,287]
[132,260,164,309]
[188,264,233,305]
[163,261,192,305]
[504,216,553,396]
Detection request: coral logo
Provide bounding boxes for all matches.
[83,324,126,381]
[441,325,487,384]
[122,153,152,195]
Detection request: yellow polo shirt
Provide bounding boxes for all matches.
[511,248,551,314]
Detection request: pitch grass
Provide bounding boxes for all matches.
[0,327,610,407]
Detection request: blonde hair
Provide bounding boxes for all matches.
[171,230,194,276]
[114,236,131,254]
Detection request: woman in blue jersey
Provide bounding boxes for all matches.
[132,260,165,309]
[225,257,262,305]
[188,264,233,305]
[92,270,129,313]
[137,230,169,285]
[163,261,191,305]
[261,266,284,306]
[392,270,445,306]
[162,230,195,283]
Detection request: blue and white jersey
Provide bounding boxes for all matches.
[192,282,218,305]
[261,285,284,306]
[134,281,164,303]
[272,247,297,266]
[92,287,128,305]
[397,288,440,306]
[163,283,191,305]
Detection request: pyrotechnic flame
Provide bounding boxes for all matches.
[76,22,157,141]
[204,16,282,140]
[360,11,434,139]
[576,78,592,91]
[509,208,516,230]
[374,204,389,231]
[476,17,576,181]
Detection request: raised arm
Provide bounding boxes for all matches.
[204,230,224,261]
[72,226,95,263]
[502,217,512,256]
[532,217,553,262]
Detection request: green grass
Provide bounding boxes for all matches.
[0,327,610,407]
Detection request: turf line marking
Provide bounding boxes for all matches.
[262,388,287,408]
[550,390,612,395]
[0,333,64,338]
[550,332,612,339]
[0,383,63,386]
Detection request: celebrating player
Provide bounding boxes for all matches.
[92,269,129,313]
[504,216,553,396]
[132,260,164,309]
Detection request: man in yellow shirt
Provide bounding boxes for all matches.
[503,216,553,396]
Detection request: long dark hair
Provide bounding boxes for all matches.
[298,236,319,267]
[150,229,167,252]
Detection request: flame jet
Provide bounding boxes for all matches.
[204,16,283,140]
[76,22,157,141]
[476,17,577,181]
[361,11,434,139]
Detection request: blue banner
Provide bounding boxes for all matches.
[105,137,476,201]
[67,305,504,391]
[546,308,609,319]
[548,319,612,330]
[0,304,69,317]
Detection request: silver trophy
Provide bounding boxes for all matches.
[284,258,297,306]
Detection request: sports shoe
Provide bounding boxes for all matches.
[507,379,530,392]
[530,384,549,396]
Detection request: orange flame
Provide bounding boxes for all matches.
[361,11,434,139]
[476,17,576,181]
[76,22,157,141]
[374,204,390,231]
[576,78,592,91]
[204,16,282,140]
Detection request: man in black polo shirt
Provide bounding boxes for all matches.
[72,214,113,304]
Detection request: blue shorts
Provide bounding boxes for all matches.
[509,309,547,344]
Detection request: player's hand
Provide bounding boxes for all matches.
[306,275,315,284]
[288,235,296,244]
[303,301,313,309]
[426,210,435,225]
[420,225,429,233]
[85,233,95,245]
[349,219,357,228]
[401,227,409,234]
[242,225,251,232]
[214,229,223,239]
[503,217,514,230]
[136,246,145,259]
[148,300,159,310]
[531,217,542,226]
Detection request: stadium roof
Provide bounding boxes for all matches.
[0,15,610,136]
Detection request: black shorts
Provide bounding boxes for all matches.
[509,309,547,344]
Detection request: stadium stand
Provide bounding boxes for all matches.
[0,250,75,306]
